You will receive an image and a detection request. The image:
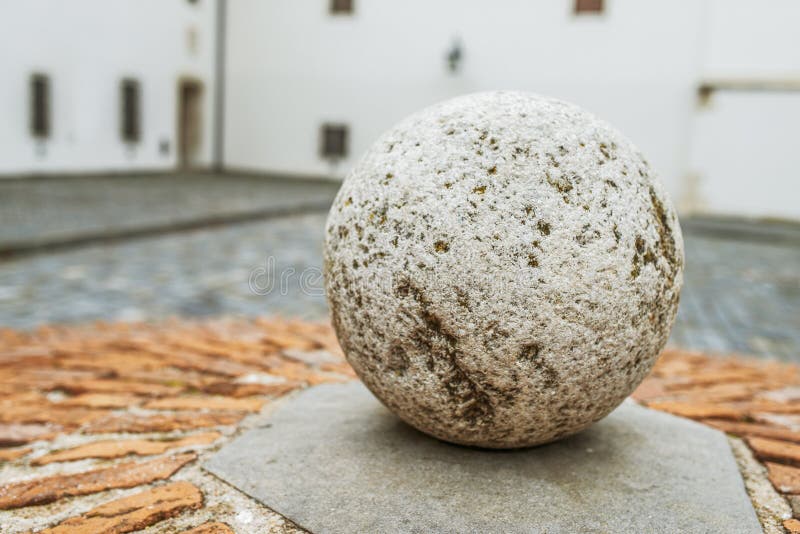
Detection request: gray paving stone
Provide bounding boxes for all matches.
[0,175,797,363]
[0,172,339,250]
[204,381,761,534]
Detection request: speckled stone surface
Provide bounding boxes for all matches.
[204,381,761,534]
[325,91,685,448]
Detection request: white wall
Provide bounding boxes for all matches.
[0,0,217,175]
[684,0,800,219]
[224,0,705,200]
[2,0,799,219]
[702,0,800,79]
[689,92,800,220]
[225,0,800,220]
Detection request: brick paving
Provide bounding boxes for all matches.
[634,348,800,533]
[40,481,204,533]
[0,318,353,533]
[1,211,798,364]
[0,174,795,530]
[0,318,797,532]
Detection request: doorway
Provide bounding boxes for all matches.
[177,78,203,169]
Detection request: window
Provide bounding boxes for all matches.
[30,73,50,139]
[321,124,348,159]
[330,0,353,15]
[120,78,141,143]
[574,0,603,14]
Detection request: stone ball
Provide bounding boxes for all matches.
[323,91,684,448]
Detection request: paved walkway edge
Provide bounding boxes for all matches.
[728,436,792,534]
[205,381,762,534]
[0,202,332,259]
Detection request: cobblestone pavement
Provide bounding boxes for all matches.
[674,225,800,362]
[0,213,330,328]
[0,173,339,251]
[0,208,798,361]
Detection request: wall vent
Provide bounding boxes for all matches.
[330,0,353,15]
[575,0,603,14]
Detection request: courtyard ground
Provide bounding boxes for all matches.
[0,318,798,533]
[0,173,798,361]
[1,173,800,532]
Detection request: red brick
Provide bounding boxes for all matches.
[752,413,800,430]
[630,379,669,402]
[0,447,31,462]
[57,378,183,397]
[53,352,166,375]
[139,343,263,377]
[785,518,800,534]
[40,481,203,533]
[0,453,196,509]
[765,462,800,493]
[144,395,264,413]
[658,381,771,403]
[32,432,221,465]
[57,393,143,409]
[702,419,800,443]
[122,368,220,390]
[319,360,357,377]
[83,412,243,434]
[747,437,800,466]
[645,401,745,420]
[0,403,108,428]
[0,368,98,392]
[204,380,300,398]
[268,361,350,385]
[0,346,53,366]
[741,400,800,415]
[663,369,766,389]
[261,330,319,352]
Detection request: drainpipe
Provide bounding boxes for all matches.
[213,0,227,172]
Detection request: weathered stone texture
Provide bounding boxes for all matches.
[325,91,684,447]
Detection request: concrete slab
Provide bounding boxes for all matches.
[204,382,761,534]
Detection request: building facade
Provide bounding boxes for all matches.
[1,0,799,220]
[0,0,218,174]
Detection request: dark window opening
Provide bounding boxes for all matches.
[330,0,353,15]
[120,78,141,143]
[575,0,603,14]
[321,124,348,159]
[178,79,203,168]
[30,73,50,139]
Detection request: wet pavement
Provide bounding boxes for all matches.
[0,175,798,362]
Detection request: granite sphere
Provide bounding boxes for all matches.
[324,91,684,448]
